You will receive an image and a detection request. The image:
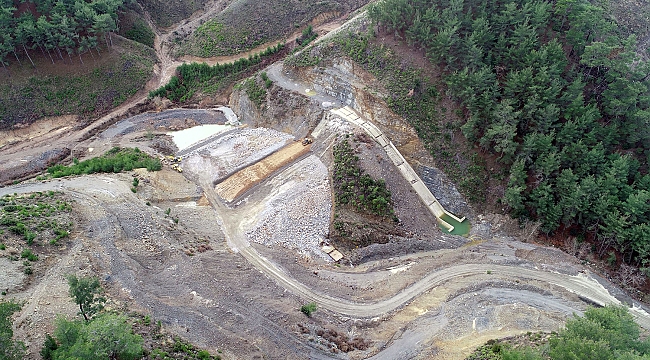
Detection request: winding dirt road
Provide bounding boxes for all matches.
[5,5,650,359]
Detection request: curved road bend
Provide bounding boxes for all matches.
[193,179,650,328]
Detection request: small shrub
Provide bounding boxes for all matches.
[21,249,38,261]
[24,267,33,275]
[40,334,58,360]
[25,231,36,245]
[301,302,317,317]
[607,251,617,267]
[0,243,5,250]
[125,20,155,48]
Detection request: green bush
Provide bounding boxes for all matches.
[40,334,58,360]
[50,314,143,360]
[47,147,162,178]
[124,20,155,48]
[244,78,266,108]
[149,43,285,102]
[300,302,317,317]
[20,249,38,262]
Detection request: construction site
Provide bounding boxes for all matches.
[2,15,650,360]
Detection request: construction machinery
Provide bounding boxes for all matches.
[164,155,183,172]
[301,137,313,146]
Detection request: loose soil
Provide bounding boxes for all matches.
[3,6,650,360]
[215,141,312,202]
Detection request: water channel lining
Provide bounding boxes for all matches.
[329,106,466,233]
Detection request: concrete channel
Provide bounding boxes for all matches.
[329,106,467,233]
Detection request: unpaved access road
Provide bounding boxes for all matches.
[4,6,650,359]
[200,172,650,325]
[4,130,650,359]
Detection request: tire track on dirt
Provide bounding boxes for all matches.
[188,176,650,328]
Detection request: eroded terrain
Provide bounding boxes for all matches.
[2,9,650,360]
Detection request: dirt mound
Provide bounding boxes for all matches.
[0,147,70,185]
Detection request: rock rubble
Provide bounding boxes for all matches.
[245,156,332,259]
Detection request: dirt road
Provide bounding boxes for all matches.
[3,160,650,359]
[4,5,650,360]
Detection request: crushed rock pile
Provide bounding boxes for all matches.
[245,156,332,259]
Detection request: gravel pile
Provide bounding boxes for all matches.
[245,156,332,259]
[183,128,292,183]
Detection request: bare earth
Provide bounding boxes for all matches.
[2,6,650,360]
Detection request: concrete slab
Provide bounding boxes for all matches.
[329,250,344,262]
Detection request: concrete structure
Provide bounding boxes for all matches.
[329,106,466,232]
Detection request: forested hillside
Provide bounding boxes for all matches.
[0,0,122,68]
[369,0,650,266]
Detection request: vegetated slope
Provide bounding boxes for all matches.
[177,0,367,57]
[138,0,217,28]
[150,43,285,102]
[286,31,490,204]
[369,0,650,266]
[118,4,156,48]
[330,137,403,251]
[0,0,123,70]
[467,305,650,360]
[0,37,156,129]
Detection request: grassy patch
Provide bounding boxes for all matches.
[0,301,26,359]
[244,76,267,109]
[47,147,162,178]
[177,0,350,57]
[0,38,156,129]
[0,191,73,247]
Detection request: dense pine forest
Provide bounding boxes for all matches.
[369,0,650,266]
[0,0,122,69]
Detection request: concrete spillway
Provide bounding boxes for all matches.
[329,106,467,233]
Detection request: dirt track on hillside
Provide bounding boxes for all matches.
[3,170,650,359]
[4,5,650,360]
[3,107,650,359]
